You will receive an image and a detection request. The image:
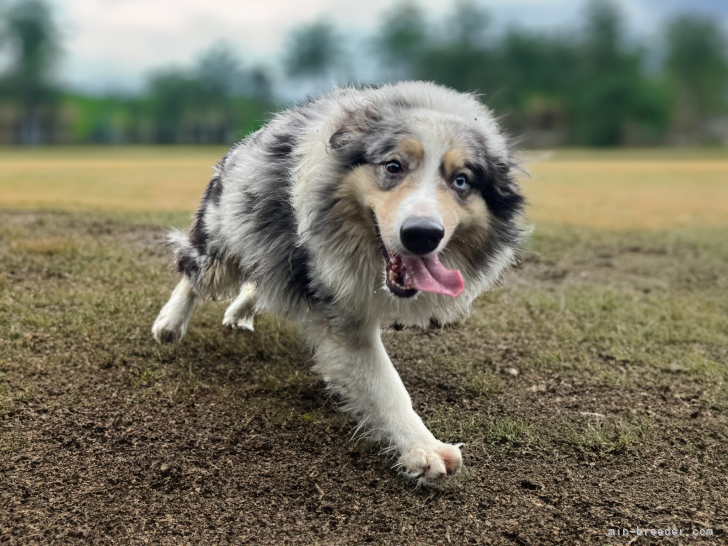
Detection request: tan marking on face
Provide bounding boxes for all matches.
[398,137,424,166]
[328,167,378,244]
[445,196,492,271]
[439,146,493,267]
[435,187,460,235]
[439,146,490,234]
[442,147,469,178]
[337,165,419,246]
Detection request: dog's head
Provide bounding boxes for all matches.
[322,89,524,301]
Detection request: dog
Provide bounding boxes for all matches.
[152,81,524,485]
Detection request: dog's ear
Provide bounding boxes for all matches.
[328,105,380,166]
[329,124,359,153]
[481,158,525,221]
[468,137,525,222]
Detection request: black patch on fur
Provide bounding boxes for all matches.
[429,317,443,329]
[240,127,332,307]
[468,159,525,222]
[329,128,367,168]
[177,252,199,277]
[466,132,525,223]
[175,171,226,277]
[308,188,343,237]
[203,175,223,207]
[188,174,224,257]
[267,132,296,161]
[365,130,408,164]
[189,216,207,254]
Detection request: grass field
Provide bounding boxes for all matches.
[1,147,727,544]
[3,146,728,228]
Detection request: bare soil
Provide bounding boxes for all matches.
[1,211,727,545]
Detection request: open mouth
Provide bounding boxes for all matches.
[373,215,465,299]
[380,240,420,298]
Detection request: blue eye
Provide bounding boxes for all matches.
[453,175,469,191]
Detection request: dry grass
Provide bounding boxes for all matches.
[0,146,226,212]
[2,146,728,230]
[524,148,728,229]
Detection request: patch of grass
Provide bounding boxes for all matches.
[484,418,536,445]
[10,237,77,255]
[565,418,651,453]
[469,225,728,404]
[301,411,318,423]
[19,385,36,403]
[0,432,26,457]
[0,382,36,418]
[662,353,724,380]
[0,382,13,417]
[132,369,153,387]
[466,373,502,398]
[525,150,728,229]
[430,415,539,447]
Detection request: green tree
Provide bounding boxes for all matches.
[665,15,728,126]
[145,44,274,144]
[421,2,493,93]
[195,42,246,98]
[0,0,60,143]
[495,31,579,134]
[146,70,203,143]
[375,2,428,78]
[571,0,669,146]
[284,21,344,86]
[195,43,272,101]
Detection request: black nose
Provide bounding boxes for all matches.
[400,217,445,255]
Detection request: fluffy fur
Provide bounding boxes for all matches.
[152,81,525,485]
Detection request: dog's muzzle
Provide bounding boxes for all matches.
[400,217,445,256]
[374,214,464,299]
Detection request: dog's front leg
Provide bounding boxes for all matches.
[309,323,462,485]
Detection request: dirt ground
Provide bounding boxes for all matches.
[1,211,727,545]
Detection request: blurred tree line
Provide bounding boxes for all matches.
[1,0,727,146]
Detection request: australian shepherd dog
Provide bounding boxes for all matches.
[152,81,524,485]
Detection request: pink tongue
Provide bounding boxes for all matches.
[401,254,464,298]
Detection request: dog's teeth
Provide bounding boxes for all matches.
[389,271,396,282]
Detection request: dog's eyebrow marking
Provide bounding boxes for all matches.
[440,147,468,178]
[398,137,424,163]
[366,130,409,162]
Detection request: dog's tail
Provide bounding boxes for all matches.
[167,227,239,300]
[169,227,202,279]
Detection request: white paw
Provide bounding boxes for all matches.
[152,316,185,344]
[222,314,254,332]
[152,279,198,344]
[398,442,463,485]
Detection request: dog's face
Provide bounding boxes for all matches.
[328,109,524,300]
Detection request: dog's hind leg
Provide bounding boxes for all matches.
[152,276,200,343]
[222,283,257,331]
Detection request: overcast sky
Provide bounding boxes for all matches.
[13,0,728,95]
